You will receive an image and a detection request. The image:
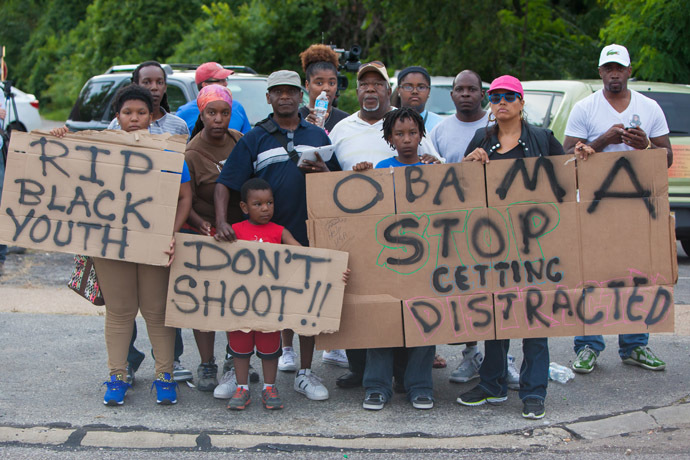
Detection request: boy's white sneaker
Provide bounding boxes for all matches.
[278,348,297,372]
[213,369,237,399]
[294,369,329,400]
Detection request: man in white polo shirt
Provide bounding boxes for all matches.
[329,61,439,171]
[563,43,672,375]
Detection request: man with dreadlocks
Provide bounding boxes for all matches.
[108,61,188,137]
[298,44,349,134]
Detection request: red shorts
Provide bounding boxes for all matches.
[227,330,281,360]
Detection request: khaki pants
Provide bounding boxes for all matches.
[94,258,175,377]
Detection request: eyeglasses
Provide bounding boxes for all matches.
[488,92,521,104]
[399,84,430,92]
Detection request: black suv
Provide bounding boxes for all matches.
[66,64,270,131]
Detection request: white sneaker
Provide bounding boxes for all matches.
[507,354,520,390]
[449,347,483,383]
[213,369,237,399]
[278,348,297,372]
[294,369,329,400]
[322,349,349,368]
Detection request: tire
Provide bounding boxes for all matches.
[681,239,690,257]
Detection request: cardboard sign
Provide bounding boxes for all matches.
[165,233,349,335]
[0,130,185,265]
[308,151,676,349]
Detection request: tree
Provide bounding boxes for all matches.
[601,0,690,83]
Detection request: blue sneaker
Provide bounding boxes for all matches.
[103,374,131,406]
[152,372,178,405]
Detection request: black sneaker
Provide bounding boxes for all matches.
[457,385,507,406]
[126,364,135,386]
[363,392,386,410]
[522,398,545,419]
[411,395,434,410]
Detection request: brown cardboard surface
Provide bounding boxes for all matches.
[315,295,404,350]
[0,131,184,265]
[485,154,577,207]
[579,197,674,287]
[308,215,401,296]
[394,161,486,213]
[165,233,349,335]
[306,168,395,220]
[494,288,585,339]
[488,201,582,292]
[307,153,675,347]
[581,285,674,335]
[402,292,495,347]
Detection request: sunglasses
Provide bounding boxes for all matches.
[488,92,521,104]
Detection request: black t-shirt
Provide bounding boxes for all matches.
[494,144,525,160]
[298,106,349,133]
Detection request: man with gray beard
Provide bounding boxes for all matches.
[330,61,439,171]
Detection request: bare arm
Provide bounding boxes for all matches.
[166,181,193,267]
[649,134,673,167]
[281,228,302,246]
[213,183,236,242]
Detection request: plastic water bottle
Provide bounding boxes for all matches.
[314,90,329,129]
[548,362,575,384]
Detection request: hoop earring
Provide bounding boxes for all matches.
[520,110,524,120]
[488,112,496,123]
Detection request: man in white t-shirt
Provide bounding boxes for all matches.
[430,70,489,163]
[329,61,439,172]
[563,44,672,375]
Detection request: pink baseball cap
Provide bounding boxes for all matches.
[488,75,523,98]
[195,62,234,85]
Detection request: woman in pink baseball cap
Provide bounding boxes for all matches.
[458,75,593,421]
[463,75,592,163]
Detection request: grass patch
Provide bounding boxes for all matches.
[40,107,71,122]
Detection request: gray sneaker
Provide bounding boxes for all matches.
[449,347,483,383]
[172,361,193,382]
[196,358,218,392]
[507,354,520,390]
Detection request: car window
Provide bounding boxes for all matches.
[166,84,187,113]
[643,92,690,136]
[523,91,563,128]
[227,79,269,126]
[427,85,455,116]
[69,79,116,122]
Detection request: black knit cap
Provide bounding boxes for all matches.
[397,66,431,85]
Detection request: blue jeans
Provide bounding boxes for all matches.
[128,322,184,370]
[478,338,549,401]
[574,334,648,359]
[363,345,435,402]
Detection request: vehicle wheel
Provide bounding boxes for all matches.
[681,239,690,257]
[6,121,27,135]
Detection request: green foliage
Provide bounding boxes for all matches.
[40,0,207,107]
[170,0,339,75]
[601,0,690,83]
[0,0,44,85]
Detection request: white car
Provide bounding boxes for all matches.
[0,82,41,133]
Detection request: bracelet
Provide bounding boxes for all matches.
[646,138,652,149]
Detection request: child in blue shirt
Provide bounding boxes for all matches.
[352,107,437,411]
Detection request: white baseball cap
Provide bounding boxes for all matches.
[599,44,631,67]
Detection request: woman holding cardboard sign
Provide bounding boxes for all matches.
[181,84,254,397]
[459,75,593,420]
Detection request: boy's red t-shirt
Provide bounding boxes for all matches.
[231,220,284,244]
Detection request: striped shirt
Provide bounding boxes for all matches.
[108,108,189,137]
